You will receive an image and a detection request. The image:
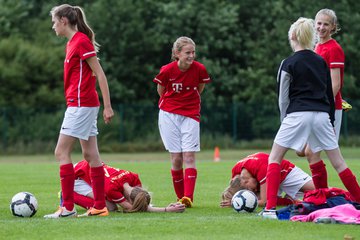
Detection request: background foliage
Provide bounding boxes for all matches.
[1,0,359,153]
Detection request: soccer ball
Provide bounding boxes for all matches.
[10,192,38,217]
[231,190,258,213]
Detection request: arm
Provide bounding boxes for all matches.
[258,184,267,207]
[157,84,165,97]
[148,202,185,213]
[198,83,205,94]
[277,60,291,122]
[86,56,114,124]
[330,68,341,97]
[116,200,133,212]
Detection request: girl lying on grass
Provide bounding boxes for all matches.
[60,160,185,213]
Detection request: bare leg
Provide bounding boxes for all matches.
[325,148,360,202]
[54,134,77,211]
[80,136,105,209]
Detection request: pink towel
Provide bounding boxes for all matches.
[290,204,360,224]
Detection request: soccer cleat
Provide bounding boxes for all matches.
[77,207,109,217]
[179,196,193,208]
[259,209,278,220]
[44,206,77,219]
[342,99,352,112]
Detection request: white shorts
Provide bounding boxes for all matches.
[158,110,200,153]
[74,179,93,196]
[334,109,342,141]
[278,166,311,199]
[60,107,99,140]
[274,112,338,153]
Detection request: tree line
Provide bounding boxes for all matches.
[1,0,360,153]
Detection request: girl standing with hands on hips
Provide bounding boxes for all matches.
[45,4,114,218]
[153,37,211,207]
[261,18,360,219]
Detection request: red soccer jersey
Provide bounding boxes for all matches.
[64,32,100,107]
[231,152,295,185]
[315,39,345,110]
[153,61,211,122]
[74,160,142,203]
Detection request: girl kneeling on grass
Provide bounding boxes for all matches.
[220,152,315,208]
[66,160,185,213]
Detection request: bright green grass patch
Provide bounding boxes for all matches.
[0,149,359,240]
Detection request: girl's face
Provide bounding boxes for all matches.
[51,15,65,37]
[315,14,335,41]
[176,44,195,69]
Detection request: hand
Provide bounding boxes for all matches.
[103,107,114,124]
[166,202,185,213]
[220,200,231,208]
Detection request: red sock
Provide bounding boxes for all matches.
[184,168,197,201]
[339,168,360,202]
[74,192,94,209]
[277,197,294,206]
[60,163,75,211]
[309,160,328,189]
[90,166,106,209]
[265,163,281,210]
[171,169,184,200]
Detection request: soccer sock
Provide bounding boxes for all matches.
[171,169,184,200]
[60,163,75,211]
[339,168,360,202]
[90,165,106,210]
[277,197,294,206]
[184,168,197,201]
[265,163,281,210]
[73,192,94,209]
[309,160,328,189]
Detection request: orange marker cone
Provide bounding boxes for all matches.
[214,146,221,162]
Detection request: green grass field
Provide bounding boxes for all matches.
[0,149,359,240]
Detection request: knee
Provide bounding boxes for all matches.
[54,147,67,162]
[172,156,183,168]
[82,151,100,164]
[183,155,195,166]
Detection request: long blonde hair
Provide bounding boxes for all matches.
[124,187,151,213]
[221,176,243,202]
[50,4,100,52]
[171,36,196,61]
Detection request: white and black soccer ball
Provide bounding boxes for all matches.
[10,192,38,217]
[231,190,258,213]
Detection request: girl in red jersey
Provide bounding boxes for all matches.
[262,18,360,219]
[220,152,315,208]
[299,9,346,191]
[45,4,114,218]
[153,37,211,207]
[65,160,185,213]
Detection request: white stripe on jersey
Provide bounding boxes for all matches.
[112,196,125,203]
[330,62,344,66]
[154,78,162,84]
[259,176,266,184]
[78,59,83,107]
[83,51,96,57]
